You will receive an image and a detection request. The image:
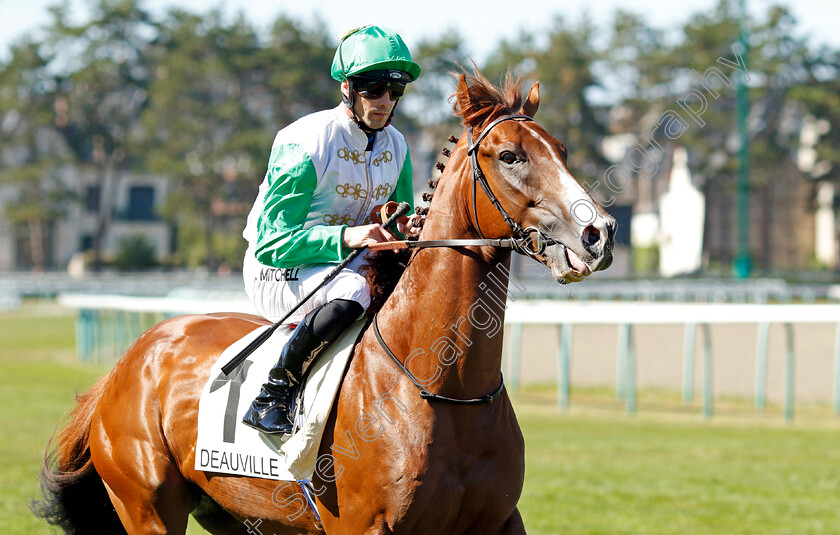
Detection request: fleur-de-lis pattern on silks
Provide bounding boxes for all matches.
[334,182,393,204]
[372,150,393,167]
[372,184,393,199]
[337,147,366,165]
[323,213,356,226]
[336,183,366,200]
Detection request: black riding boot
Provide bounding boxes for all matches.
[242,298,364,435]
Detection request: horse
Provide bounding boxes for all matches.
[34,68,615,534]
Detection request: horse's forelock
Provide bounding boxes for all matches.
[428,68,522,201]
[452,68,523,130]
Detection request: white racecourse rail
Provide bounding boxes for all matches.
[506,301,840,420]
[59,294,840,420]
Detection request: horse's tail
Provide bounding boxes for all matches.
[31,373,127,534]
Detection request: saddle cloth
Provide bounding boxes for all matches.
[194,320,364,481]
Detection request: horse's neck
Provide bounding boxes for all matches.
[376,169,513,398]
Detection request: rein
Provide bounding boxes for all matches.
[372,313,505,405]
[366,233,552,257]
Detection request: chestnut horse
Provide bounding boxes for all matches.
[35,70,615,534]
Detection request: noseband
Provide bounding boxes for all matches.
[467,114,559,260]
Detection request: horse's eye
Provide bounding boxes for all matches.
[500,152,518,165]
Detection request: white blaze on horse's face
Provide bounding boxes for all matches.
[491,121,615,284]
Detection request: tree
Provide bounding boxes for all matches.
[402,29,470,130]
[789,45,840,184]
[43,0,157,269]
[140,9,264,270]
[141,11,338,270]
[0,39,73,270]
[483,15,610,186]
[396,30,472,206]
[671,1,817,271]
[261,16,336,127]
[607,9,673,106]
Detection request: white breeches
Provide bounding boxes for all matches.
[243,249,371,324]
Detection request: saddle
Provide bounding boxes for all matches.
[195,320,366,481]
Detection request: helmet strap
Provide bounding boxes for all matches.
[342,80,367,131]
[383,99,399,128]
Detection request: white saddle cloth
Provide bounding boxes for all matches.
[194,320,363,481]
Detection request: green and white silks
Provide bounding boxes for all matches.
[242,104,414,322]
[243,104,414,268]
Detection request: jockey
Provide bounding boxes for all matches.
[241,25,423,434]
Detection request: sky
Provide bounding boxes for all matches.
[1,0,839,64]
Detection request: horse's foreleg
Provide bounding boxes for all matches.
[498,508,526,535]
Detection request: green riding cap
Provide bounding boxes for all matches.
[331,25,422,82]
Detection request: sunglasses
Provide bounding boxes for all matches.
[352,78,407,100]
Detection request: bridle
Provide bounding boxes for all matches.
[369,114,566,263]
[373,114,567,406]
[467,114,561,262]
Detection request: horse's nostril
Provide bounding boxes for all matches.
[583,225,600,247]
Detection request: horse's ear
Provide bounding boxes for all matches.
[521,82,540,118]
[456,74,472,115]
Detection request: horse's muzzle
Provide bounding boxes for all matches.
[582,215,616,272]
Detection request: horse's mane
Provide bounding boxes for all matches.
[363,67,522,314]
[361,248,411,314]
[452,67,523,130]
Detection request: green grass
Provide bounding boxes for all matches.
[3,302,840,534]
[0,304,109,535]
[515,395,840,534]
